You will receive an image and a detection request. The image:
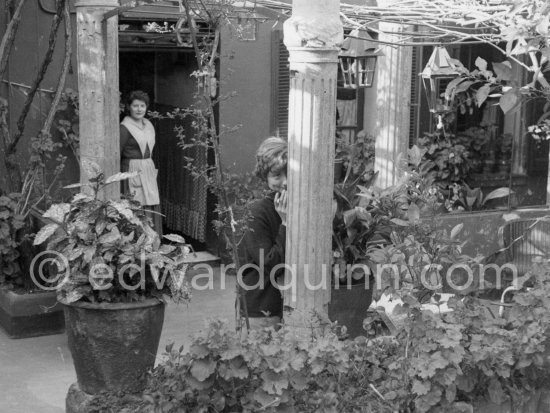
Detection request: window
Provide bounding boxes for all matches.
[410,43,549,211]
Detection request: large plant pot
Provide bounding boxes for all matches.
[328,281,373,339]
[63,298,165,394]
[0,287,64,338]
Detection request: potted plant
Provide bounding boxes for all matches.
[416,131,473,190]
[331,170,407,338]
[33,161,191,395]
[0,193,66,338]
[0,129,72,339]
[455,126,491,175]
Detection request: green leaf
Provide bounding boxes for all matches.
[499,90,519,114]
[43,203,70,222]
[63,182,89,189]
[450,223,463,240]
[227,357,249,379]
[412,379,430,395]
[408,145,427,167]
[105,171,139,184]
[493,61,513,81]
[483,187,512,204]
[253,388,281,409]
[475,57,487,71]
[159,244,177,254]
[65,290,84,303]
[451,402,473,413]
[488,379,506,404]
[33,223,59,245]
[407,203,420,223]
[260,369,288,395]
[536,15,549,36]
[289,371,308,390]
[98,227,121,244]
[454,80,476,94]
[390,218,409,226]
[190,357,216,382]
[475,84,490,107]
[163,233,186,244]
[81,159,102,181]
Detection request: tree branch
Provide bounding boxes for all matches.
[0,0,27,80]
[42,0,72,135]
[8,0,65,156]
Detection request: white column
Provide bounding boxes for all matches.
[282,0,343,334]
[75,0,120,199]
[374,21,412,188]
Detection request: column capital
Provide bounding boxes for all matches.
[283,0,343,49]
[287,47,340,64]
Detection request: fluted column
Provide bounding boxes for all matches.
[75,0,120,198]
[282,0,343,333]
[374,20,412,188]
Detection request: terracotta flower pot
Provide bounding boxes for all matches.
[62,298,165,394]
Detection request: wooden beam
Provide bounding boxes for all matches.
[75,0,120,199]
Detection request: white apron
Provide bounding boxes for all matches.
[121,117,160,206]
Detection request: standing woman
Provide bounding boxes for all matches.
[120,90,162,235]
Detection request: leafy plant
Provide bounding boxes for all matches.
[32,161,191,304]
[0,193,26,288]
[416,132,472,187]
[137,272,550,413]
[335,130,376,184]
[143,319,387,413]
[455,126,492,173]
[55,88,80,163]
[448,183,512,212]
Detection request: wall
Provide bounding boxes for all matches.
[1,1,79,195]
[219,20,275,175]
[155,52,198,109]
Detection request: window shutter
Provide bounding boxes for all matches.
[409,45,421,147]
[271,30,289,139]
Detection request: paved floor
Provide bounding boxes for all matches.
[0,265,236,413]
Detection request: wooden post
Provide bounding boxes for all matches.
[282,0,343,334]
[75,0,119,198]
[374,20,412,188]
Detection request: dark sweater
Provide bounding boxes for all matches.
[239,194,286,318]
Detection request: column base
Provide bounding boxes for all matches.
[66,382,145,412]
[66,383,95,413]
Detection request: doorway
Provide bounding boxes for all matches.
[119,50,211,249]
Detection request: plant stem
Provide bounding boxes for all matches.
[181,0,249,330]
[8,0,65,157]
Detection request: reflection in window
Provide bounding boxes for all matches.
[410,43,549,212]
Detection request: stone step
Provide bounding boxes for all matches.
[185,250,221,266]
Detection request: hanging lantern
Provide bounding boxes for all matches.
[420,46,459,115]
[339,29,383,89]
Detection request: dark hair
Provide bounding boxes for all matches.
[254,137,288,181]
[126,90,150,108]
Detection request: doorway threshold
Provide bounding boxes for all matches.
[185,251,220,265]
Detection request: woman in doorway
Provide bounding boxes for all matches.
[120,90,162,235]
[240,137,288,330]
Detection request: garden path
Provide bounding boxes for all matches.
[0,265,235,413]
